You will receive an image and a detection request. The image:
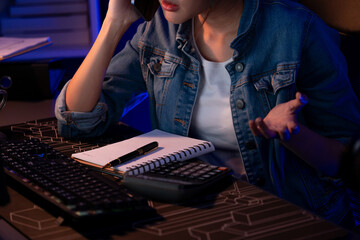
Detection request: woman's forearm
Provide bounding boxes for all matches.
[65,17,133,112]
[281,123,345,177]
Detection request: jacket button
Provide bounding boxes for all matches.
[235,62,244,72]
[236,99,245,109]
[245,141,257,150]
[256,177,266,187]
[153,63,162,72]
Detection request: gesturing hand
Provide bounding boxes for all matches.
[249,92,308,141]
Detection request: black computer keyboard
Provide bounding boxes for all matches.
[0,138,151,223]
[0,118,142,157]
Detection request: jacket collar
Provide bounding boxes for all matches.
[175,17,192,50]
[231,0,260,59]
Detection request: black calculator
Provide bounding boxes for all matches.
[123,159,233,203]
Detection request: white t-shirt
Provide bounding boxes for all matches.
[190,56,237,150]
[189,22,247,179]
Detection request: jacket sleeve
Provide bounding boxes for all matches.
[55,20,149,138]
[297,12,360,144]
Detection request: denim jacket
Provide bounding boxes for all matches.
[55,0,360,224]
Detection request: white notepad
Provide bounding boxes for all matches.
[71,129,215,176]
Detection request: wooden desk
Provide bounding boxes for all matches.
[0,119,355,240]
[1,180,351,240]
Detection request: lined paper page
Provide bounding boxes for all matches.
[71,129,215,175]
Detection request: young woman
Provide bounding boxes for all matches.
[55,0,360,229]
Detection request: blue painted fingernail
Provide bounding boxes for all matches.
[299,94,308,104]
[283,130,290,141]
[293,125,300,134]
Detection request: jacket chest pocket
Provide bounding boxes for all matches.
[147,56,178,78]
[146,56,179,99]
[253,68,296,94]
[252,65,298,111]
[144,55,179,118]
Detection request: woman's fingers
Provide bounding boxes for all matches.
[248,120,260,136]
[290,92,308,113]
[251,118,297,141]
[255,117,277,139]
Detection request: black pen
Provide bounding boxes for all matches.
[102,141,159,169]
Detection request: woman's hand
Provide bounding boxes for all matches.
[106,0,140,25]
[249,92,308,141]
[249,92,344,176]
